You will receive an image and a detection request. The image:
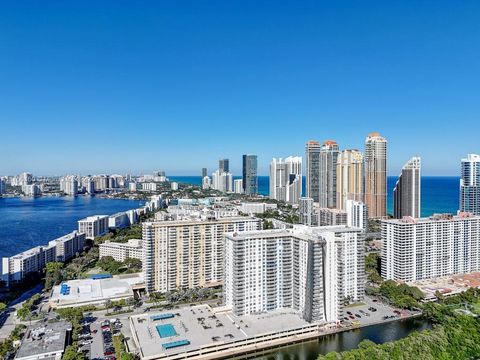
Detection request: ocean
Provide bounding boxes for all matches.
[0,196,143,259]
[171,175,460,217]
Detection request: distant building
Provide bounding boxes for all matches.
[299,197,314,226]
[382,213,480,282]
[23,184,41,197]
[202,176,211,190]
[336,150,364,210]
[82,176,95,194]
[393,157,421,218]
[108,212,133,229]
[219,159,230,173]
[317,208,347,226]
[238,202,277,214]
[346,200,368,230]
[242,154,258,195]
[78,215,109,240]
[234,179,243,194]
[99,239,143,262]
[142,217,262,292]
[0,178,4,195]
[305,140,321,202]
[171,182,179,191]
[270,156,302,204]
[319,140,340,208]
[141,182,158,192]
[364,133,387,218]
[212,170,233,192]
[202,167,208,178]
[60,175,78,196]
[128,182,137,192]
[460,154,480,215]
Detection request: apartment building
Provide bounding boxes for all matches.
[99,239,143,262]
[78,215,109,240]
[224,225,364,323]
[142,216,262,293]
[381,213,480,282]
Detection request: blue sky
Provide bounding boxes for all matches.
[1,1,479,176]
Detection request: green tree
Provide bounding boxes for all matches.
[63,345,85,360]
[45,262,64,289]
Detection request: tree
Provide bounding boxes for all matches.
[45,262,64,289]
[63,345,85,360]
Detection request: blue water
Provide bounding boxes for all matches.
[171,176,460,217]
[0,196,143,259]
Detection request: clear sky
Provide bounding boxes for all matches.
[1,1,479,176]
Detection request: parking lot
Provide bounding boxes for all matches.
[340,296,416,327]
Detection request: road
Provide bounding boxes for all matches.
[0,284,44,340]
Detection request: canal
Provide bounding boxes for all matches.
[241,317,432,360]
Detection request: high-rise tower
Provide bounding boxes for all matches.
[460,154,480,215]
[393,157,421,218]
[364,133,387,218]
[319,140,340,208]
[305,140,321,202]
[242,154,258,195]
[336,150,364,210]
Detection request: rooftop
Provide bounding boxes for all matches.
[15,321,71,360]
[130,304,313,359]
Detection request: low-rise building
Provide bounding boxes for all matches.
[15,321,72,360]
[78,215,109,240]
[49,277,134,309]
[99,239,143,262]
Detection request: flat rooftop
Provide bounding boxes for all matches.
[407,272,480,300]
[131,304,313,359]
[50,277,133,308]
[15,321,71,360]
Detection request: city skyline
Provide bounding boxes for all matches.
[2,2,480,176]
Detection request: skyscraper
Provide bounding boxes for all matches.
[269,156,302,204]
[219,159,229,173]
[242,154,258,195]
[336,150,364,210]
[460,154,480,215]
[202,167,207,178]
[319,140,340,208]
[305,140,321,202]
[364,132,387,218]
[393,157,421,218]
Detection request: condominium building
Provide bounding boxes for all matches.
[2,231,85,285]
[317,208,347,226]
[202,176,211,190]
[78,215,109,240]
[211,170,233,192]
[60,175,78,196]
[381,213,480,282]
[171,182,179,191]
[142,217,262,292]
[460,154,480,215]
[364,132,387,218]
[108,212,133,229]
[393,157,421,219]
[269,156,302,204]
[243,154,258,195]
[305,140,321,202]
[336,150,364,210]
[23,184,41,197]
[299,197,314,226]
[82,176,95,194]
[319,140,340,208]
[219,159,229,173]
[0,178,4,195]
[202,168,208,178]
[238,202,277,214]
[234,179,243,194]
[99,239,143,262]
[224,226,364,323]
[345,200,368,230]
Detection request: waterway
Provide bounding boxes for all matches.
[245,317,431,360]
